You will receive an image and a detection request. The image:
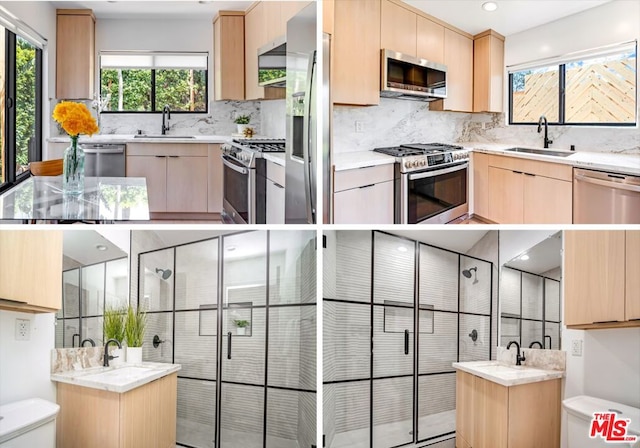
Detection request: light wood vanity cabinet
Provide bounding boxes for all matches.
[57,373,177,448]
[213,11,245,101]
[56,9,95,99]
[456,371,561,448]
[473,30,505,113]
[333,164,394,224]
[0,231,62,313]
[564,230,640,329]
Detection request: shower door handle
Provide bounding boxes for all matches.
[227,331,232,359]
[404,330,409,355]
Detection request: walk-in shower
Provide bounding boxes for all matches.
[136,230,316,448]
[323,231,494,448]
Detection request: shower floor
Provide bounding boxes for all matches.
[330,410,455,448]
[176,417,301,448]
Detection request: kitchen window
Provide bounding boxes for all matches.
[99,52,208,113]
[0,26,43,193]
[509,41,637,126]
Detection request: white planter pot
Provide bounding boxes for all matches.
[237,124,250,134]
[237,327,246,336]
[127,347,143,365]
[110,348,125,366]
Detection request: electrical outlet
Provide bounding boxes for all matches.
[355,121,364,133]
[571,339,583,356]
[15,319,30,341]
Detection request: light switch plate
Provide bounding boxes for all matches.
[355,121,364,133]
[15,318,30,341]
[571,339,583,356]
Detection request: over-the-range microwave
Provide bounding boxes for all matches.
[380,49,447,101]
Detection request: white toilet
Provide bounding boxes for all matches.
[0,398,59,448]
[564,395,640,448]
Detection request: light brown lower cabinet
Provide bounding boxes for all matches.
[333,164,394,224]
[56,373,177,448]
[456,371,561,448]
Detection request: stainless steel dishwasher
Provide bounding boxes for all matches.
[80,143,126,177]
[574,168,640,224]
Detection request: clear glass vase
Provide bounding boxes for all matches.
[63,136,85,195]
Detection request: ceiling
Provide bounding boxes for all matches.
[63,230,128,266]
[388,229,490,254]
[405,0,612,36]
[50,1,253,20]
[504,232,562,274]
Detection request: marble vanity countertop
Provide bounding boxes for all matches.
[48,134,232,144]
[51,362,181,394]
[453,361,564,387]
[465,142,640,176]
[263,152,286,166]
[333,151,395,171]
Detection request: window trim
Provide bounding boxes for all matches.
[508,41,638,127]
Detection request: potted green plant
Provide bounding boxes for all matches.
[124,305,147,365]
[234,114,251,134]
[234,319,250,336]
[103,306,126,365]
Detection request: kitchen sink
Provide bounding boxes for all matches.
[505,147,573,157]
[134,134,195,139]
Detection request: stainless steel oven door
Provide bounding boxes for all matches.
[400,162,468,224]
[221,155,256,224]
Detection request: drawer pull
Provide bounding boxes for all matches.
[524,173,536,177]
[593,320,620,324]
[512,171,523,174]
[273,183,284,189]
[155,155,166,158]
[359,184,376,189]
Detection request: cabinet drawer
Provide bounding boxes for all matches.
[488,154,572,181]
[334,180,394,224]
[126,143,208,157]
[334,164,394,192]
[266,161,285,187]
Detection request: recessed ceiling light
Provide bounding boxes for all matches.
[520,254,530,261]
[96,244,108,251]
[227,246,236,252]
[397,246,408,253]
[482,2,498,12]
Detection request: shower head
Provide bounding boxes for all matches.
[155,268,172,280]
[462,267,477,278]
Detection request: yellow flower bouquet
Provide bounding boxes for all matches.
[52,102,99,194]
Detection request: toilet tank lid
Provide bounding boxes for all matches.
[0,398,60,444]
[563,395,640,436]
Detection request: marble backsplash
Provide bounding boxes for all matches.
[334,98,640,154]
[498,345,566,371]
[51,347,119,374]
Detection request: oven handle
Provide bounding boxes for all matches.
[221,155,249,175]
[407,163,468,181]
[575,174,640,193]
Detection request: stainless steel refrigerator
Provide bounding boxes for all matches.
[285,3,317,224]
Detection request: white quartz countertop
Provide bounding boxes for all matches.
[453,361,564,387]
[48,134,231,144]
[263,152,286,166]
[51,362,181,393]
[333,151,395,171]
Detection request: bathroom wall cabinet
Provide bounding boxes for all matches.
[564,230,640,329]
[456,370,561,448]
[56,372,177,448]
[0,230,62,313]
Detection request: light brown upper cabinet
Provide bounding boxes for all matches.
[564,230,640,329]
[431,28,473,112]
[56,10,95,100]
[323,0,334,35]
[0,231,62,313]
[333,0,381,105]
[381,0,417,57]
[213,12,245,101]
[244,2,267,101]
[473,30,505,113]
[416,16,445,64]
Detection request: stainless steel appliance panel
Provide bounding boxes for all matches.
[285,3,317,224]
[322,32,331,224]
[574,168,640,224]
[81,143,125,177]
[221,155,254,224]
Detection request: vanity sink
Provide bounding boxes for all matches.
[80,366,156,385]
[505,147,573,157]
[453,360,563,386]
[134,134,195,139]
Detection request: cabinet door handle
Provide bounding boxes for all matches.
[592,320,620,324]
[404,329,409,355]
[524,173,535,177]
[155,155,166,158]
[512,171,523,174]
[273,183,284,189]
[169,155,179,158]
[227,331,232,359]
[359,184,375,189]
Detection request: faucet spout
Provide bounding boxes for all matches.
[529,341,543,349]
[507,340,526,366]
[537,115,553,148]
[103,338,122,367]
[162,105,171,135]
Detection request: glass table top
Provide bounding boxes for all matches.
[0,176,150,223]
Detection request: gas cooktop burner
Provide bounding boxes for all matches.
[373,146,423,157]
[374,142,464,157]
[232,138,286,153]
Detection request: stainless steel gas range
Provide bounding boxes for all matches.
[221,138,285,224]
[374,143,469,224]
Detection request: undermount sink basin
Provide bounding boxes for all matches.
[80,366,156,386]
[134,134,196,139]
[505,147,573,157]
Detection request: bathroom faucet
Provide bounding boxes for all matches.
[81,338,96,347]
[103,339,122,367]
[162,105,171,135]
[529,341,543,349]
[537,115,553,148]
[507,340,526,366]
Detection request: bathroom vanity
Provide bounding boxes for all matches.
[52,362,180,448]
[453,361,563,448]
